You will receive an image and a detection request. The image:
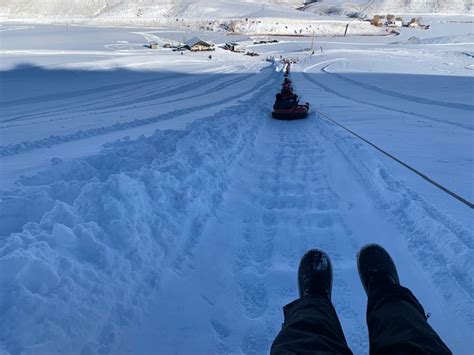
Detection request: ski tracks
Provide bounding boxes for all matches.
[183,115,367,354]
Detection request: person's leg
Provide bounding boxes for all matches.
[271,295,352,354]
[271,249,352,355]
[358,244,451,355]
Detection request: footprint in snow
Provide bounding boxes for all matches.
[262,212,278,227]
[238,274,269,319]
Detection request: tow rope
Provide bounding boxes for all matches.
[316,109,474,209]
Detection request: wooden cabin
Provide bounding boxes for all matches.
[184,37,215,52]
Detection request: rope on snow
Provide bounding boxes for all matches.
[315,109,474,209]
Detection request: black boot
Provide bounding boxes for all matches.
[357,243,400,295]
[359,244,452,354]
[298,249,333,299]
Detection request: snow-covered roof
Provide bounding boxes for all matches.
[185,37,213,47]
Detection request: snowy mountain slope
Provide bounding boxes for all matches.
[0,0,384,36]
[300,0,471,15]
[3,0,468,36]
[0,0,306,20]
[1,0,471,22]
[369,0,472,14]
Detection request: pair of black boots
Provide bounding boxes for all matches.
[299,244,398,299]
[272,244,452,354]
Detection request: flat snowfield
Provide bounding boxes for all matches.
[0,21,473,354]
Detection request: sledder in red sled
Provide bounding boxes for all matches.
[272,93,310,120]
[281,84,295,99]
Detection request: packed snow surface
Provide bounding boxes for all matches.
[0,16,473,355]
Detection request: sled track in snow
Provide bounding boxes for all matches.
[1,72,254,126]
[0,72,190,124]
[162,114,369,354]
[302,71,473,131]
[75,72,255,114]
[191,106,473,353]
[158,73,254,106]
[0,72,176,108]
[255,124,367,353]
[168,82,277,278]
[0,68,274,156]
[321,66,474,112]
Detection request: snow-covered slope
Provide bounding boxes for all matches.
[0,0,385,36]
[0,18,473,355]
[301,0,471,16]
[370,0,472,14]
[1,0,471,22]
[0,0,306,20]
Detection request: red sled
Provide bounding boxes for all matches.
[272,103,310,120]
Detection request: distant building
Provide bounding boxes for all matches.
[372,13,405,27]
[184,37,215,51]
[149,41,159,49]
[225,42,245,52]
[387,19,403,27]
[408,17,420,28]
[371,15,383,27]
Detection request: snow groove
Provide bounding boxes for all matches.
[0,68,274,156]
[1,72,210,125]
[1,71,255,129]
[0,72,175,109]
[302,71,473,131]
[322,66,474,112]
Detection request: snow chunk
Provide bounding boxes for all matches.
[17,258,60,295]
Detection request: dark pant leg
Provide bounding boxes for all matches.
[271,295,353,355]
[367,283,452,355]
